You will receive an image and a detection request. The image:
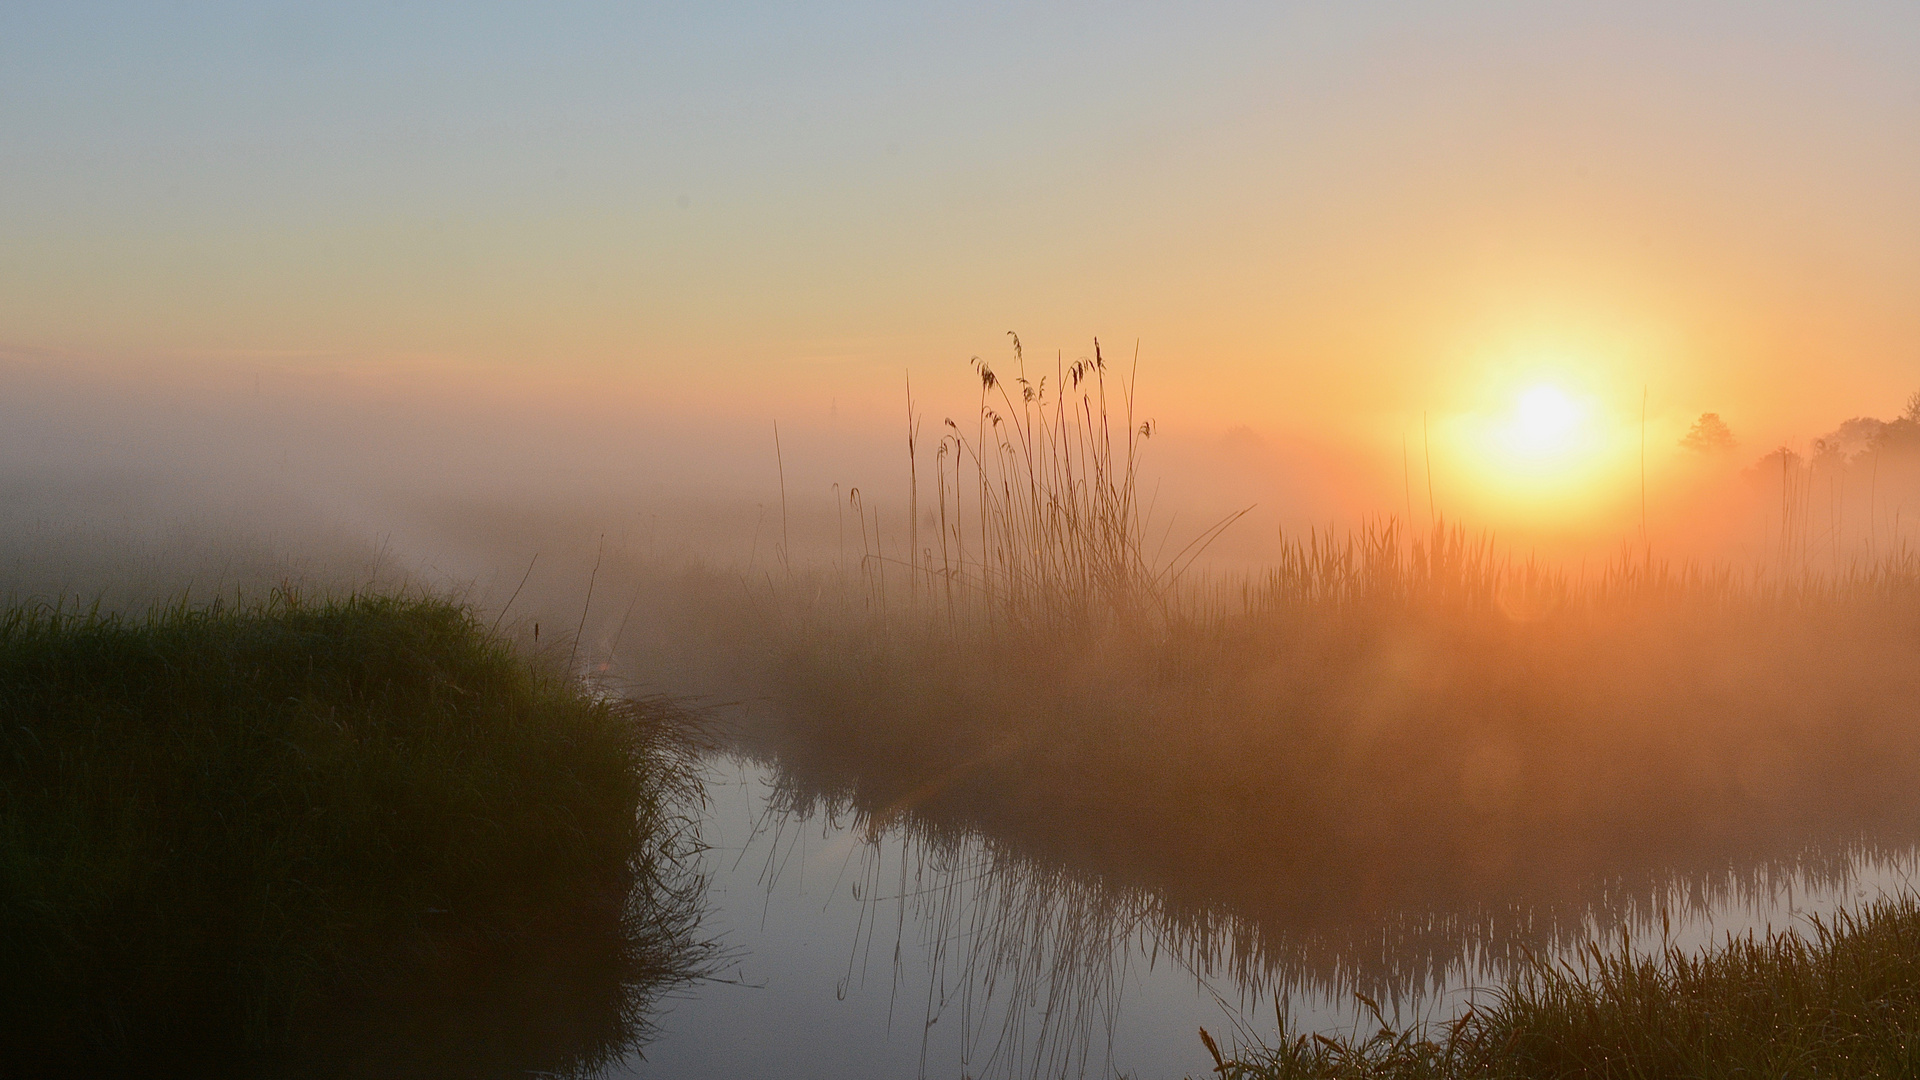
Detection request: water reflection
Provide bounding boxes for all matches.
[631,756,1919,1080]
[285,817,714,1080]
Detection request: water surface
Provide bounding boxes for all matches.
[622,757,1920,1080]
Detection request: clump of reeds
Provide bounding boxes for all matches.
[1199,894,1920,1079]
[903,334,1233,634]
[0,590,709,1076]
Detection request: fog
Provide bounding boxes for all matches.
[15,343,1920,1076]
[12,346,1919,618]
[10,4,1920,1072]
[0,347,1355,621]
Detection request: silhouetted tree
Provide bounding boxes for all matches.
[1680,412,1737,453]
[1869,390,1920,455]
[1819,417,1887,457]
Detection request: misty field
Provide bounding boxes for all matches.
[740,528,1920,921]
[714,356,1918,908]
[0,593,708,1077]
[10,357,1920,1079]
[12,1,1920,1074]
[636,353,1920,1074]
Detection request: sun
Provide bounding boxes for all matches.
[1435,360,1637,525]
[1508,384,1584,458]
[1449,378,1619,510]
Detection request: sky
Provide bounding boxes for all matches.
[4,2,1920,556]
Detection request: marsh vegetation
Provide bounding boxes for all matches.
[1202,895,1920,1079]
[0,593,710,1077]
[10,350,1920,1079]
[659,348,1920,1075]
[724,352,1919,917]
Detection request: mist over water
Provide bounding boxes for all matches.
[11,349,1920,1077]
[9,2,1920,1073]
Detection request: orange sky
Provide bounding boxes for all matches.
[4,4,1918,552]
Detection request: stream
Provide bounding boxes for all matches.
[620,757,1920,1080]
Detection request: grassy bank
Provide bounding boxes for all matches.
[0,591,706,1077]
[1199,894,1920,1079]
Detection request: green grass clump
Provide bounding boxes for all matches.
[1200,896,1920,1079]
[0,590,705,1076]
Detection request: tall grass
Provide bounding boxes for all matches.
[905,335,1221,631]
[0,591,709,1077]
[721,343,1920,1018]
[874,338,1920,634]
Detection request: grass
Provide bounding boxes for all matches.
[0,590,708,1078]
[1198,894,1920,1079]
[712,345,1920,1006]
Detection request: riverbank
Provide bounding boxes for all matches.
[0,591,707,1077]
[1201,893,1920,1078]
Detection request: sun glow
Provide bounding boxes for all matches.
[1507,385,1585,458]
[1441,372,1635,524]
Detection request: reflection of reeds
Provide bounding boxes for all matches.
[757,775,1148,1079]
[749,761,1916,1079]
